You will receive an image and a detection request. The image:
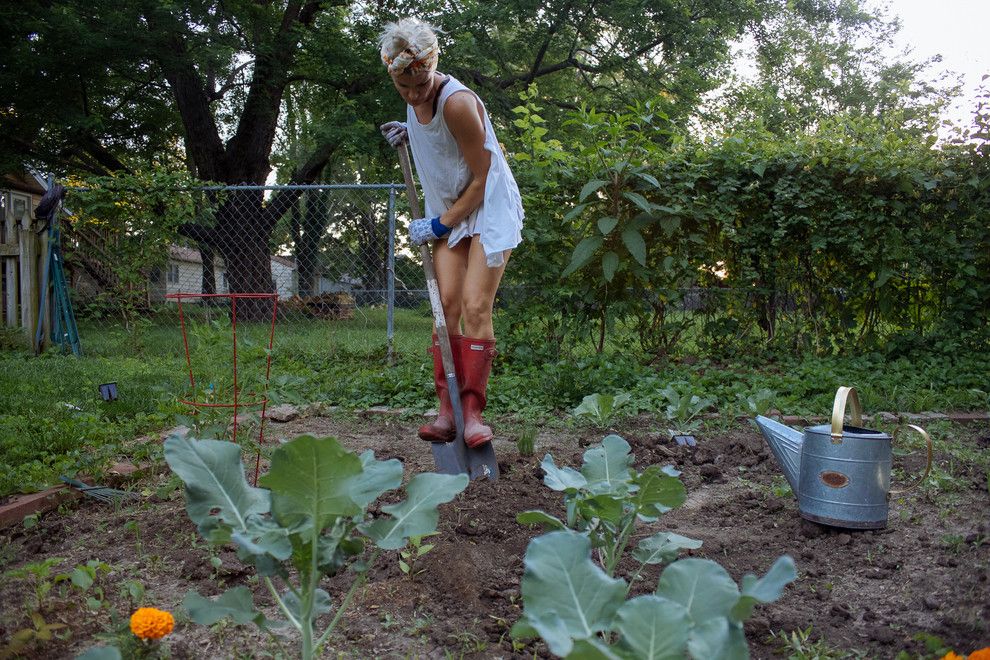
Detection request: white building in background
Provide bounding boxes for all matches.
[152,246,298,302]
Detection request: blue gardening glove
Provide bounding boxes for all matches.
[408,217,452,245]
[380,121,408,147]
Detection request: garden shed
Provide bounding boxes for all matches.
[1,171,47,340]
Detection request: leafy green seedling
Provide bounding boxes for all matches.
[518,434,699,579]
[0,612,68,659]
[165,433,468,660]
[738,388,777,416]
[659,385,715,437]
[511,529,797,658]
[516,426,537,457]
[399,533,438,578]
[4,557,66,612]
[572,392,631,427]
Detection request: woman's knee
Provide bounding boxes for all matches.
[461,298,493,328]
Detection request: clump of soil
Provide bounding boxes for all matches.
[1,415,987,658]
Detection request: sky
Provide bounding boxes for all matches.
[884,0,989,127]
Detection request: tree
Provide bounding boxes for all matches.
[707,0,959,135]
[1,1,366,317]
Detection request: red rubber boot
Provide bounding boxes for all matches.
[418,334,463,442]
[460,336,496,448]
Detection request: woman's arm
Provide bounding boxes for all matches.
[438,91,491,229]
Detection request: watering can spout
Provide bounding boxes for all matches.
[755,415,803,493]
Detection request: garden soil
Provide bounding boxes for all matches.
[1,413,987,659]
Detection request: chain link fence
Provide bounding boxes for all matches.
[52,183,432,354]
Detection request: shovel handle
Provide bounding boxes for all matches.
[395,145,466,448]
[889,424,933,495]
[830,386,863,442]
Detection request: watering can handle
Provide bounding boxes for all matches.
[830,386,863,441]
[889,424,934,494]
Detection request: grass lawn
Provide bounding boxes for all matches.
[1,306,987,496]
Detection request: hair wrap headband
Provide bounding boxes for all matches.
[381,42,439,75]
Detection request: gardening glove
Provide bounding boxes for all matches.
[380,121,408,148]
[408,217,452,245]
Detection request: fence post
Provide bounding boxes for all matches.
[386,186,396,365]
[18,219,39,348]
[2,194,18,327]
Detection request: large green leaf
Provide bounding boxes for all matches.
[518,530,627,657]
[579,179,608,202]
[729,555,797,622]
[75,647,122,660]
[563,236,604,277]
[686,617,748,660]
[598,216,619,235]
[361,473,468,550]
[612,595,690,659]
[164,436,269,531]
[622,191,653,213]
[568,639,631,659]
[656,559,739,624]
[581,435,634,494]
[347,449,403,508]
[577,494,625,526]
[621,228,648,266]
[260,435,363,530]
[632,532,703,565]
[517,510,567,530]
[541,454,588,491]
[231,514,293,561]
[602,251,619,281]
[182,586,276,628]
[284,588,332,621]
[633,466,687,518]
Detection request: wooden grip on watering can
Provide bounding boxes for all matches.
[830,386,863,442]
[889,424,934,494]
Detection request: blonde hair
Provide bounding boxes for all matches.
[378,17,440,74]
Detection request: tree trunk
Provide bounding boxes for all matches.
[215,190,275,321]
[296,191,326,298]
[200,242,217,297]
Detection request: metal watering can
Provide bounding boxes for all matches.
[755,387,933,529]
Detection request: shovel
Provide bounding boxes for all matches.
[395,145,498,481]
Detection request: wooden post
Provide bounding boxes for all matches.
[38,231,51,352]
[19,219,39,349]
[2,193,18,327]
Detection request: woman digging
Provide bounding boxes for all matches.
[379,17,524,448]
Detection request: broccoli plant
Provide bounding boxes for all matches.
[517,434,700,579]
[572,392,633,427]
[164,433,468,660]
[659,385,715,437]
[512,529,797,658]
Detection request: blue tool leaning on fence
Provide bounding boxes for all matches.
[34,182,81,356]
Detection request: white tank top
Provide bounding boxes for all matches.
[406,76,524,267]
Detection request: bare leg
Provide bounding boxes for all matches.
[459,235,510,447]
[417,236,471,443]
[432,236,470,332]
[460,236,510,338]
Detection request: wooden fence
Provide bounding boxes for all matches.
[1,186,49,352]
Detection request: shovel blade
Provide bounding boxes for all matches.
[431,441,467,475]
[467,442,499,481]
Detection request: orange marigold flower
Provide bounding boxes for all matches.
[940,653,964,660]
[130,607,174,640]
[968,649,990,660]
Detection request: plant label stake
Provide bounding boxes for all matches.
[396,145,498,481]
[99,382,118,402]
